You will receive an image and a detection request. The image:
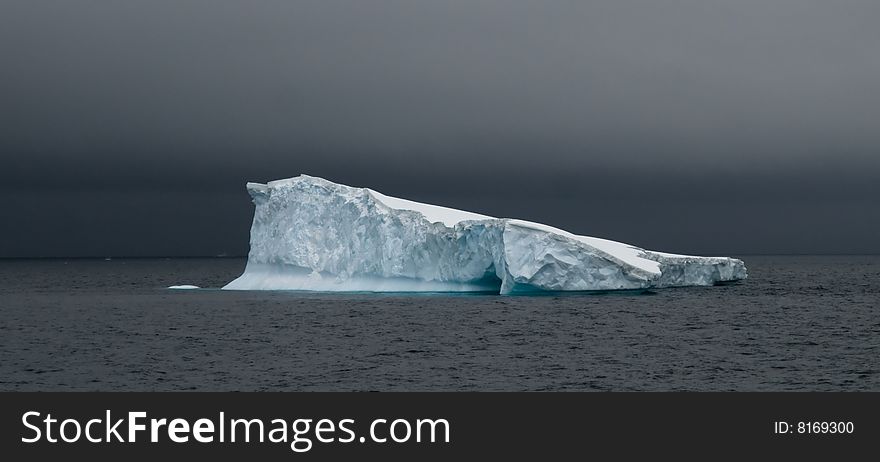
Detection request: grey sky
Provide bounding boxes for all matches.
[1,0,878,256]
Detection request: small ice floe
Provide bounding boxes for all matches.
[168,285,200,290]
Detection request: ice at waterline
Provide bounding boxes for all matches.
[222,175,746,295]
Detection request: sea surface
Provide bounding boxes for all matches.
[0,256,877,391]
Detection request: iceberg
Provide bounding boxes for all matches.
[223,175,746,294]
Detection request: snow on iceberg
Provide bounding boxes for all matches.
[223,175,747,294]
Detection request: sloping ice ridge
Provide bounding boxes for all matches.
[224,175,747,294]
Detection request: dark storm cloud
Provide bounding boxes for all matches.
[0,0,878,256]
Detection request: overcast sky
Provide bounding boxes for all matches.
[1,0,878,257]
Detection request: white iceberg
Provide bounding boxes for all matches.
[224,175,746,294]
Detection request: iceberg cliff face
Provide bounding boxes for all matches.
[224,175,747,294]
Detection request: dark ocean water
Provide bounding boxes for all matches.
[0,256,877,391]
